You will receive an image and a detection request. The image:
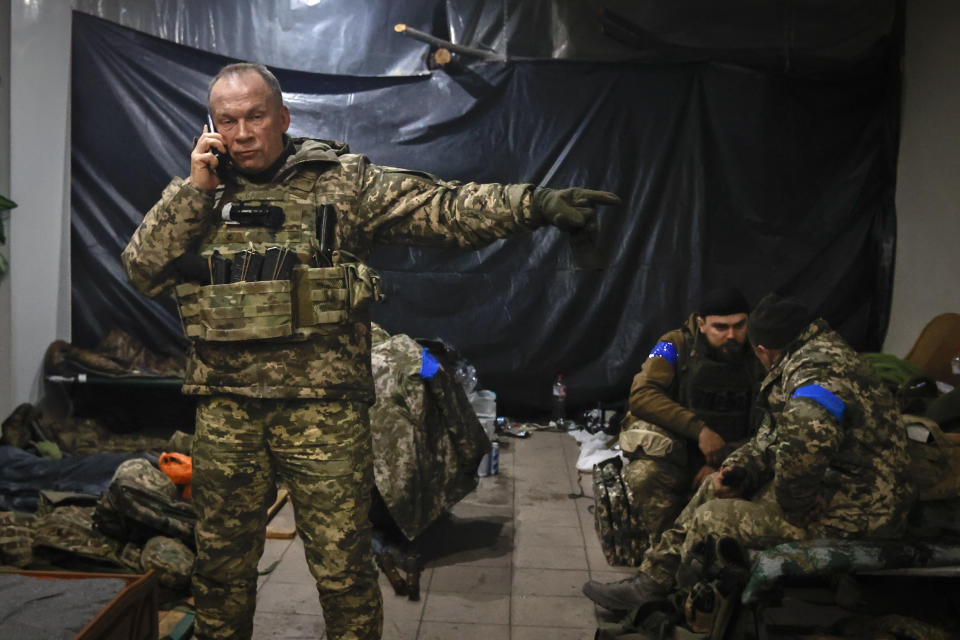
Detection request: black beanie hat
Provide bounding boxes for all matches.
[697,287,750,317]
[747,293,809,349]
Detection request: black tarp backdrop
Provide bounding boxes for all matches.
[70,6,901,415]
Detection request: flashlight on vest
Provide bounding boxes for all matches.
[222,201,285,229]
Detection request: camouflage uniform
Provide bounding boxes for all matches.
[620,315,760,547]
[639,319,912,587]
[122,137,543,640]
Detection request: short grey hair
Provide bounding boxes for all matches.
[207,63,283,110]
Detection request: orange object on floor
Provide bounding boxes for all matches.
[159,452,193,499]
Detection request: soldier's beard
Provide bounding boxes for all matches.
[713,340,745,363]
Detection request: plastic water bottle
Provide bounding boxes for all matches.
[552,374,567,423]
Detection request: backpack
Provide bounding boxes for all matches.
[592,455,646,566]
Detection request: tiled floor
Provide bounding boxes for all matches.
[250,429,634,639]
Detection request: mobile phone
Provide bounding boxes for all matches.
[205,113,234,180]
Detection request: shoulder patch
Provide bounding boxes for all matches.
[419,348,440,379]
[648,341,678,367]
[792,385,845,422]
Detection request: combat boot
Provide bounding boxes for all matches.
[374,551,406,597]
[582,573,671,611]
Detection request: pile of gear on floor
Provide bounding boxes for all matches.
[1,324,503,602]
[0,400,197,590]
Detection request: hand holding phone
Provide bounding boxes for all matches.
[189,115,232,190]
[205,114,234,181]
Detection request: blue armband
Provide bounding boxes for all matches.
[648,341,678,367]
[419,348,440,379]
[792,385,845,422]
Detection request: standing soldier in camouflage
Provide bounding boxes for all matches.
[617,288,761,551]
[583,293,912,612]
[121,62,618,640]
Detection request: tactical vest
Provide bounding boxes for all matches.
[678,329,754,442]
[174,170,383,343]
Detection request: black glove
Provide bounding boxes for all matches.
[532,188,621,232]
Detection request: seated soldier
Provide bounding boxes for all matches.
[618,287,762,551]
[583,293,913,613]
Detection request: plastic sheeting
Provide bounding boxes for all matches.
[71,10,901,414]
[72,0,897,74]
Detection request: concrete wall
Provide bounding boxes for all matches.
[885,0,960,356]
[2,0,72,419]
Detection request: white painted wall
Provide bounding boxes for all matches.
[885,0,960,356]
[0,0,11,418]
[3,0,71,416]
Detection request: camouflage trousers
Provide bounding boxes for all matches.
[621,420,696,548]
[640,477,806,587]
[622,453,690,548]
[192,396,383,640]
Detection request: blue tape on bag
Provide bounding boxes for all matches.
[419,348,440,379]
[792,384,845,422]
[648,341,679,367]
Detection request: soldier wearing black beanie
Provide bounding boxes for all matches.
[747,293,809,350]
[697,286,751,319]
[582,286,764,598]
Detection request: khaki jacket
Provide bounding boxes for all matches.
[122,138,540,401]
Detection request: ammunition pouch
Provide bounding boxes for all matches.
[175,262,383,343]
[176,279,295,342]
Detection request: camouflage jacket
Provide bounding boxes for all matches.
[628,314,760,441]
[369,326,488,539]
[122,138,540,401]
[724,319,912,537]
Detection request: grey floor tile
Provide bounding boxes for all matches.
[251,611,325,639]
[260,535,294,571]
[381,618,420,640]
[515,474,575,494]
[511,594,597,628]
[381,587,426,621]
[417,621,510,640]
[516,433,565,451]
[258,535,295,590]
[568,472,592,499]
[515,484,580,507]
[512,626,597,640]
[269,538,316,585]
[421,592,510,624]
[515,543,588,570]
[512,465,569,483]
[515,503,581,527]
[256,580,323,616]
[460,474,514,508]
[515,521,585,548]
[574,494,597,524]
[429,564,512,594]
[512,567,591,598]
[246,430,621,637]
